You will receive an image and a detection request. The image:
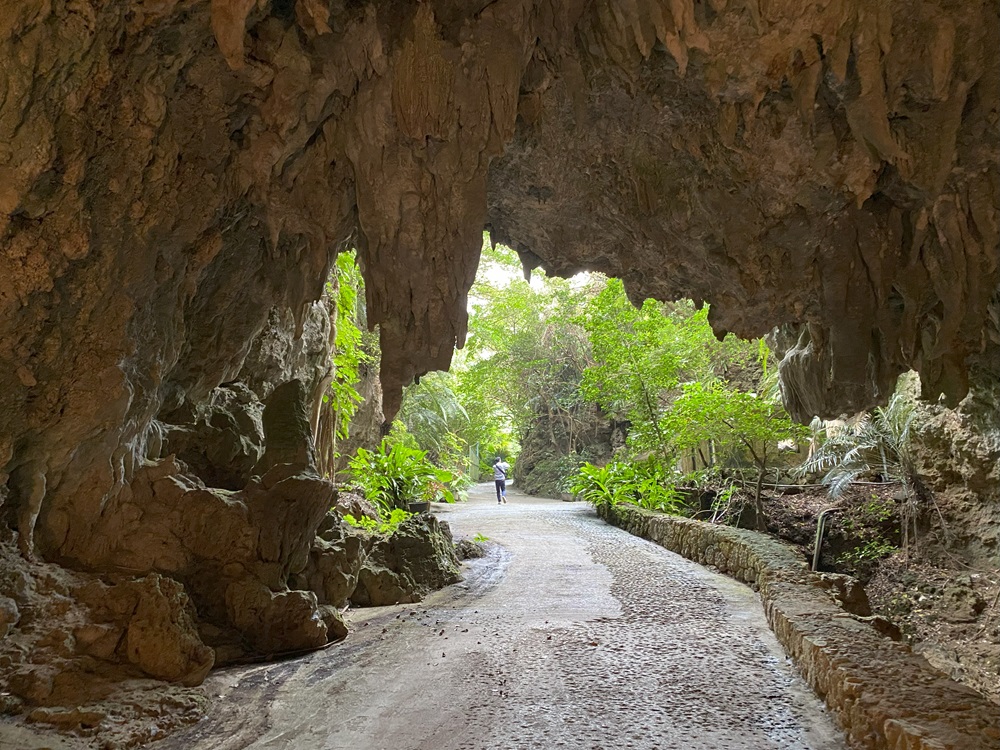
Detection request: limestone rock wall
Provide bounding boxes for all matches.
[602,503,1000,750]
[485,0,1000,422]
[0,0,998,727]
[910,365,1000,567]
[3,1,998,571]
[517,402,618,499]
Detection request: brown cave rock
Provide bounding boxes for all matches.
[1,0,995,560]
[2,0,997,550]
[296,510,367,611]
[351,514,463,607]
[1,0,999,733]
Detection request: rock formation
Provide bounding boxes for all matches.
[517,402,619,498]
[351,514,463,607]
[0,0,998,735]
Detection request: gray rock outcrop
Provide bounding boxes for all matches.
[351,515,462,607]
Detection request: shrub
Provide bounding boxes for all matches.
[343,508,413,535]
[569,459,682,513]
[347,439,455,513]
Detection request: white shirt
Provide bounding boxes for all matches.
[493,461,510,480]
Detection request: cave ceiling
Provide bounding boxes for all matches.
[1,0,998,547]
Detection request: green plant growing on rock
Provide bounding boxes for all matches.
[317,250,376,477]
[837,538,898,573]
[796,388,922,553]
[343,509,413,535]
[347,439,455,512]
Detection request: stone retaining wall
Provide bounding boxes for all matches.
[601,504,1000,750]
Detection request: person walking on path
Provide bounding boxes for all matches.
[492,457,510,504]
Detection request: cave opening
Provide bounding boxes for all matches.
[2,0,999,746]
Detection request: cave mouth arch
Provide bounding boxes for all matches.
[0,0,997,740]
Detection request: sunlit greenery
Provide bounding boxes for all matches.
[569,459,682,513]
[327,251,370,440]
[347,438,456,512]
[343,509,413,535]
[325,236,925,542]
[388,240,801,524]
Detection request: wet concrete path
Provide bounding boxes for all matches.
[155,485,846,750]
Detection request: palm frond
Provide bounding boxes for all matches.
[825,467,862,499]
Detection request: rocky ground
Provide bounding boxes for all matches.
[3,481,995,749]
[755,485,1000,706]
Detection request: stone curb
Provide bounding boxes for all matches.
[600,503,1000,750]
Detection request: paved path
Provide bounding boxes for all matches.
[155,485,846,750]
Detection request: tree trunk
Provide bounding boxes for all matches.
[753,465,767,531]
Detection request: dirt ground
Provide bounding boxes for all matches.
[758,485,1000,705]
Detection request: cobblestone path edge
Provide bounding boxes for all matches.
[599,504,1000,750]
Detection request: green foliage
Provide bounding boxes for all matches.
[399,372,470,450]
[389,238,798,505]
[398,374,474,491]
[578,279,767,466]
[343,508,413,535]
[795,384,925,552]
[837,538,898,570]
[326,251,373,440]
[664,379,807,528]
[569,463,631,509]
[796,390,918,498]
[569,459,682,513]
[455,240,593,464]
[666,381,807,467]
[580,281,686,460]
[347,438,456,512]
[343,513,378,532]
[473,533,489,543]
[831,493,900,577]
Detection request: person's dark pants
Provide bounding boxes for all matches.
[495,479,506,501]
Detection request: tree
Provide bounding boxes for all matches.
[397,371,474,483]
[665,381,807,529]
[316,250,373,476]
[398,371,469,454]
[453,242,593,465]
[579,278,748,466]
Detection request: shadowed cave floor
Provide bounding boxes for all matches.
[146,485,844,750]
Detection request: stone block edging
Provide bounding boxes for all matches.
[600,503,1000,750]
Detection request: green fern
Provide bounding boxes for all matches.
[795,389,921,552]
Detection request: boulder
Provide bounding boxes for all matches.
[0,595,18,640]
[120,575,216,687]
[351,515,462,607]
[157,383,265,491]
[939,585,987,624]
[253,380,317,475]
[814,572,873,617]
[77,574,214,686]
[225,578,328,654]
[298,520,366,609]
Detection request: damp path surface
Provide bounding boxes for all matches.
[153,486,847,750]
